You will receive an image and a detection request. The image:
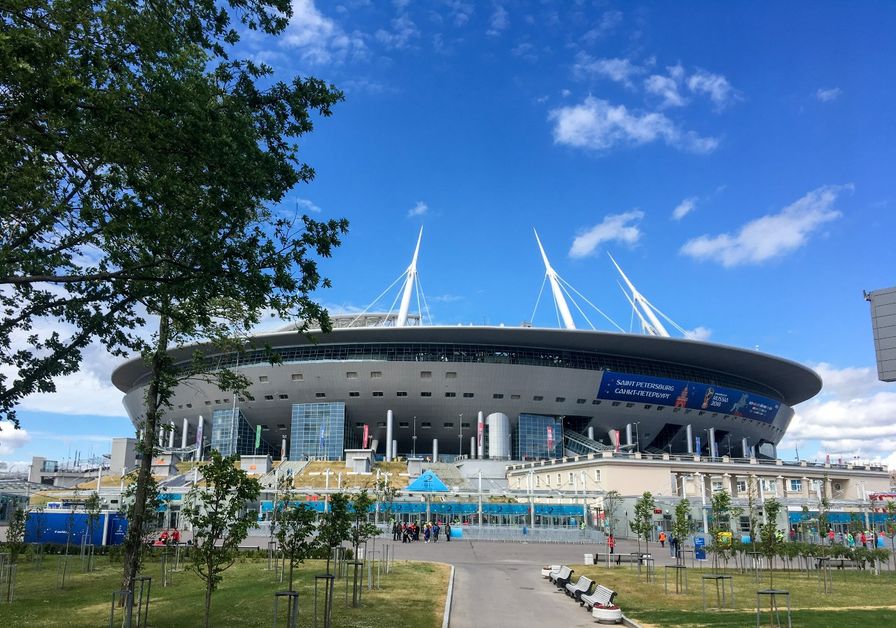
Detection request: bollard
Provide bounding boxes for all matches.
[110,589,134,628]
[272,590,299,628]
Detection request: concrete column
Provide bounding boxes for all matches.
[195,415,204,461]
[476,411,485,459]
[470,436,476,459]
[168,420,175,448]
[385,410,394,462]
[587,426,595,441]
[181,418,189,449]
[432,439,438,461]
[742,437,750,459]
[686,425,693,454]
[392,440,397,460]
[370,438,379,454]
[708,427,716,458]
[158,427,164,447]
[625,423,633,446]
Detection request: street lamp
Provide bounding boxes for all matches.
[412,416,417,457]
[458,413,463,458]
[633,422,641,452]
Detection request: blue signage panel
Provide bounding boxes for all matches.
[694,536,706,560]
[598,372,780,423]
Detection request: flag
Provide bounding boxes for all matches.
[196,421,203,446]
[614,429,620,452]
[362,424,369,449]
[319,426,326,450]
[546,426,554,453]
[255,425,262,450]
[696,436,702,454]
[477,419,484,449]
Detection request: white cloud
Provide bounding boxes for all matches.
[568,210,644,258]
[375,12,419,49]
[407,201,428,217]
[282,0,367,64]
[816,87,842,102]
[683,326,712,341]
[644,64,686,107]
[680,185,848,267]
[0,421,30,456]
[687,70,737,109]
[487,4,509,36]
[296,198,322,213]
[548,96,719,154]
[672,197,697,220]
[781,363,896,466]
[573,53,642,86]
[582,9,623,42]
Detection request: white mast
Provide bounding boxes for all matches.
[608,253,670,337]
[534,229,576,330]
[396,226,423,327]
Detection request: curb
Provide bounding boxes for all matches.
[442,564,455,628]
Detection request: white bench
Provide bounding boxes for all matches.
[549,565,573,588]
[565,575,595,600]
[542,564,561,578]
[580,584,616,611]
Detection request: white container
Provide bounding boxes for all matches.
[584,553,594,564]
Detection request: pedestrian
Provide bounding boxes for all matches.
[860,531,867,548]
[433,522,440,542]
[608,533,615,555]
[171,528,180,545]
[446,522,452,542]
[659,531,666,548]
[827,528,835,545]
[424,524,431,543]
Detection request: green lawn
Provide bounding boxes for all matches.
[0,554,449,627]
[566,562,896,627]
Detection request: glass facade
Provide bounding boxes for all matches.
[517,413,564,461]
[290,402,346,461]
[211,408,276,457]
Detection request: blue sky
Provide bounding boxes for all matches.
[3,1,895,471]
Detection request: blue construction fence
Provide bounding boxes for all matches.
[25,510,129,546]
[259,500,585,517]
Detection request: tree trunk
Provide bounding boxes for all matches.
[204,580,213,628]
[288,557,295,591]
[120,314,170,598]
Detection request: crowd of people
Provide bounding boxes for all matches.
[391,520,452,543]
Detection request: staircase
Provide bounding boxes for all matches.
[563,430,614,456]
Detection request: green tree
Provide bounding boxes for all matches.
[275,503,318,592]
[1,1,346,602]
[709,490,733,572]
[183,451,261,628]
[4,506,26,602]
[374,476,400,524]
[630,491,656,560]
[602,490,621,536]
[84,491,102,543]
[672,499,692,566]
[317,492,351,628]
[758,498,782,587]
[349,489,380,559]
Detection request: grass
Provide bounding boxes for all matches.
[295,461,410,490]
[0,553,448,627]
[566,562,896,627]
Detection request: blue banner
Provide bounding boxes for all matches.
[597,372,780,423]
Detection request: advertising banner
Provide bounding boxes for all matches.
[546,426,554,452]
[477,419,484,449]
[255,425,262,450]
[362,424,369,449]
[597,372,780,423]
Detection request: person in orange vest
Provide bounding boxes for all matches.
[607,533,616,555]
[659,531,667,548]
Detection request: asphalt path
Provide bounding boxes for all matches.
[392,538,606,628]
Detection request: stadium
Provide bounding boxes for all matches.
[110,231,822,465]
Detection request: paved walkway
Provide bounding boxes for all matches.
[393,538,608,628]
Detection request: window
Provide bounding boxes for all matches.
[443,422,454,429]
[372,391,383,397]
[446,372,457,378]
[593,399,601,405]
[291,373,303,381]
[576,399,586,404]
[545,474,551,486]
[789,479,802,492]
[461,422,470,428]
[349,391,360,397]
[420,391,432,397]
[493,393,504,399]
[204,401,211,405]
[536,476,541,487]
[594,469,601,483]
[279,394,289,400]
[346,371,358,379]
[761,479,778,496]
[421,422,431,429]
[445,392,456,398]
[396,391,408,397]
[511,394,520,400]
[533,395,543,401]
[370,371,382,378]
[736,480,748,493]
[463,392,474,398]
[315,392,326,398]
[399,422,409,428]
[377,422,386,427]
[556,397,566,403]
[264,395,274,400]
[259,376,269,383]
[625,402,634,408]
[557,473,561,485]
[568,472,574,484]
[611,401,620,407]
[420,371,432,379]
[711,480,725,493]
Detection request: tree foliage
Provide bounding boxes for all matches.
[672,499,692,565]
[758,498,782,587]
[709,489,733,570]
[318,493,351,575]
[183,451,261,628]
[349,489,381,556]
[630,491,655,557]
[602,490,621,536]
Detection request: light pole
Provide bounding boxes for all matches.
[412,416,417,458]
[633,422,641,453]
[458,413,463,458]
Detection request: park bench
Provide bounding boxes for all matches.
[612,553,643,566]
[550,565,574,588]
[580,584,617,612]
[542,564,561,578]
[565,576,595,600]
